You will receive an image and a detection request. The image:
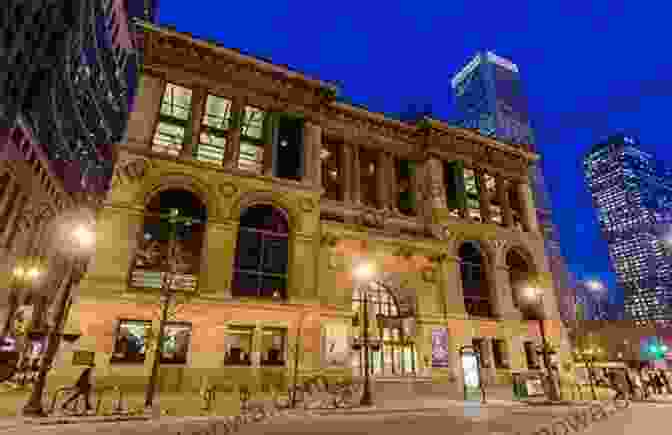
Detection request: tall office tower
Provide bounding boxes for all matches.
[583,134,672,324]
[452,51,574,322]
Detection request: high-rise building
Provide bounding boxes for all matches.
[451,51,534,149]
[583,134,672,324]
[452,51,575,323]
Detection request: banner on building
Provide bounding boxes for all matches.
[322,323,350,367]
[432,328,451,368]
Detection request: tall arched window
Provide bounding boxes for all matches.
[131,189,207,291]
[233,205,289,299]
[459,241,493,318]
[506,249,535,320]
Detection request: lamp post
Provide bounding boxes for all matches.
[585,280,607,320]
[144,208,201,410]
[524,285,560,401]
[23,213,96,417]
[351,262,376,407]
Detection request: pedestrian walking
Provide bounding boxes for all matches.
[62,364,94,413]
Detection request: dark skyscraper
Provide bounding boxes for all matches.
[452,51,575,324]
[583,134,672,324]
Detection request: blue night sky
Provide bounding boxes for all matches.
[158,1,672,306]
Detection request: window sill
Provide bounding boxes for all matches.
[109,359,147,365]
[223,364,253,368]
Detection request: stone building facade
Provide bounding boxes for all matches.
[51,23,569,397]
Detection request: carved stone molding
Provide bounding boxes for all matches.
[489,239,507,252]
[112,157,152,188]
[358,208,389,229]
[219,182,238,197]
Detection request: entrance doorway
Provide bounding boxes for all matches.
[352,282,417,377]
[462,352,481,395]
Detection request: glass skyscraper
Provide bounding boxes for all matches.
[583,134,672,324]
[452,51,575,324]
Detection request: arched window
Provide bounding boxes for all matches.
[131,189,207,291]
[506,249,536,320]
[233,205,289,299]
[459,241,493,318]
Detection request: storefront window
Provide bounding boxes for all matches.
[261,328,286,366]
[160,322,191,364]
[111,320,151,363]
[224,326,253,366]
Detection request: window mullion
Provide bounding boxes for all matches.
[258,232,265,297]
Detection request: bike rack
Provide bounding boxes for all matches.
[48,386,78,414]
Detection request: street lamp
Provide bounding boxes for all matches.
[352,262,376,407]
[23,211,96,417]
[585,279,607,320]
[523,285,560,401]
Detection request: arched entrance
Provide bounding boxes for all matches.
[351,280,417,377]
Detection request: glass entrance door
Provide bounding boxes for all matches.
[352,341,416,377]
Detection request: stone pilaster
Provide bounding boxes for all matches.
[342,143,353,203]
[352,144,361,204]
[376,151,389,209]
[441,256,466,316]
[427,157,447,209]
[302,122,322,185]
[477,170,491,224]
[80,208,144,293]
[184,86,206,160]
[126,74,166,147]
[199,221,237,298]
[262,113,277,176]
[224,98,243,169]
[496,176,513,228]
[517,181,540,234]
[493,264,522,321]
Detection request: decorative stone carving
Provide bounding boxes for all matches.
[112,157,151,188]
[358,208,389,228]
[219,182,238,197]
[429,224,452,241]
[320,233,340,247]
[299,198,314,212]
[489,239,507,252]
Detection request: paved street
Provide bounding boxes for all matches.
[0,398,671,435]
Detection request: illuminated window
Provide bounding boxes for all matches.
[153,83,192,156]
[261,328,286,366]
[238,106,267,173]
[224,326,254,366]
[197,95,232,165]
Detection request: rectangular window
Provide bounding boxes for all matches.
[492,339,508,368]
[160,322,192,364]
[238,106,267,173]
[397,159,416,216]
[196,94,232,165]
[261,328,286,366]
[224,326,254,366]
[359,148,379,208]
[275,115,304,181]
[152,83,192,156]
[444,160,467,213]
[464,168,482,221]
[111,320,151,364]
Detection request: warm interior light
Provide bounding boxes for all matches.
[13,267,25,278]
[353,262,375,281]
[26,268,40,279]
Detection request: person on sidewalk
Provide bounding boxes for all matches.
[62,364,94,413]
